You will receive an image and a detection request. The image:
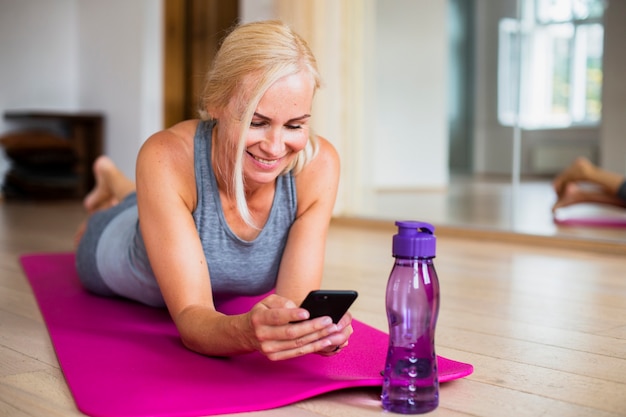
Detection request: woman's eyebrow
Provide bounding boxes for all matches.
[253,112,311,123]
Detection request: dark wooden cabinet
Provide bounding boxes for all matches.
[3,111,104,198]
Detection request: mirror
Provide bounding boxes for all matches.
[343,0,625,246]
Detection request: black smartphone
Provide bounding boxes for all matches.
[298,290,358,324]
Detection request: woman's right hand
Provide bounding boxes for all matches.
[246,294,347,361]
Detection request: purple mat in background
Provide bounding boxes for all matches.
[554,216,626,228]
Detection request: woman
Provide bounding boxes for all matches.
[75,20,352,361]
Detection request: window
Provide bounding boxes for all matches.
[498,0,606,129]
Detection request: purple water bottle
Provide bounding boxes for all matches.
[381,221,440,414]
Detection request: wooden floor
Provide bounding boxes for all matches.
[1,199,625,417]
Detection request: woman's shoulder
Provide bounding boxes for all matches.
[169,119,203,138]
[139,120,199,157]
[136,120,200,204]
[153,119,200,143]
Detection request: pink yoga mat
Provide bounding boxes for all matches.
[20,252,473,417]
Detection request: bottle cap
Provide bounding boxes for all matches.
[392,220,436,258]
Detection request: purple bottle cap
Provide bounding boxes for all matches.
[392,220,436,258]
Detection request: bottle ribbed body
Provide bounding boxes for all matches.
[381,257,440,414]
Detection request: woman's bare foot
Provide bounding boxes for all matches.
[552,157,595,198]
[551,157,626,212]
[553,182,590,211]
[552,182,626,212]
[83,156,135,214]
[75,156,136,249]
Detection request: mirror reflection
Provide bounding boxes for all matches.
[336,0,625,246]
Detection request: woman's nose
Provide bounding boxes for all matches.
[260,128,284,155]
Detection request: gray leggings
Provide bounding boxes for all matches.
[75,193,165,307]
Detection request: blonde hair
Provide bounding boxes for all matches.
[199,20,321,228]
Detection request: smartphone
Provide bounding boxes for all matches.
[298,290,358,324]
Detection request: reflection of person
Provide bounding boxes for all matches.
[552,157,626,212]
[74,20,352,361]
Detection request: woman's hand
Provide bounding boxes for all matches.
[314,311,353,356]
[247,294,354,361]
[317,311,354,356]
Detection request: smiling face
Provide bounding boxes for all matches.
[244,71,314,185]
[213,70,315,191]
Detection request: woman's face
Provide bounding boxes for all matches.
[219,71,315,188]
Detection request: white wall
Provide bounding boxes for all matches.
[240,0,275,23]
[600,0,626,174]
[0,0,162,185]
[77,0,162,179]
[472,0,516,174]
[0,0,79,111]
[372,0,449,189]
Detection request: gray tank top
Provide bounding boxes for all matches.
[192,120,297,298]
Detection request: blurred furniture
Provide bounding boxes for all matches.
[2,111,103,199]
